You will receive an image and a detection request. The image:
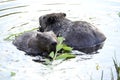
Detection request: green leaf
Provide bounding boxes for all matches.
[56,44,63,52]
[118,12,120,17]
[55,53,76,60]
[11,72,16,77]
[49,51,54,58]
[96,63,100,70]
[62,44,73,51]
[57,37,65,44]
[43,59,52,65]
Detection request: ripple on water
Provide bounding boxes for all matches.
[0,0,120,80]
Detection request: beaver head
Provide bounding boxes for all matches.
[36,31,58,54]
[39,13,66,32]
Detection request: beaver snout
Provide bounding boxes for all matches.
[50,41,57,53]
[51,42,57,46]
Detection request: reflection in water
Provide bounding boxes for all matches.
[43,3,65,5]
[0,4,28,18]
[8,22,29,31]
[0,5,28,12]
[0,0,15,3]
[0,11,23,18]
[37,9,52,12]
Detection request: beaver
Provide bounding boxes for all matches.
[38,13,106,53]
[13,31,57,56]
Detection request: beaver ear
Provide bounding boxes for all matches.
[62,13,66,17]
[47,16,56,24]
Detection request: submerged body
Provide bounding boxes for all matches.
[39,13,106,53]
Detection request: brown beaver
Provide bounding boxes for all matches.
[13,31,57,56]
[39,13,106,53]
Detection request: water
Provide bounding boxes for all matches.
[0,0,120,80]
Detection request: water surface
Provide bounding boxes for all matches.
[0,0,120,80]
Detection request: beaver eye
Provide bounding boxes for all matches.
[40,35,49,40]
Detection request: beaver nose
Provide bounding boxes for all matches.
[51,42,57,53]
[51,42,57,46]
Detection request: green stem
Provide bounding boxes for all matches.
[53,51,57,60]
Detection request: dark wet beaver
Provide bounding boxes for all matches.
[13,31,57,56]
[38,13,106,53]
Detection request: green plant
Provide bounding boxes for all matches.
[118,12,120,17]
[98,57,120,80]
[101,70,104,80]
[111,68,114,80]
[43,37,76,65]
[4,28,38,41]
[113,58,120,80]
[10,72,16,77]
